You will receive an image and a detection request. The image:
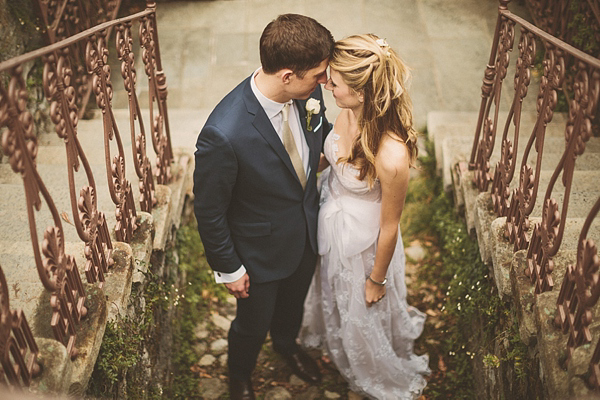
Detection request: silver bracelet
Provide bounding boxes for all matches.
[368,275,387,286]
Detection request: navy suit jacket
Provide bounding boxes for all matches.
[193,75,331,283]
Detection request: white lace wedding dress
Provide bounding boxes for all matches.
[301,131,430,400]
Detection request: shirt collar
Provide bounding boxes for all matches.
[250,68,292,120]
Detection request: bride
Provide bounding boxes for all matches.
[301,34,430,399]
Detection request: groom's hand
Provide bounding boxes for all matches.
[225,273,250,299]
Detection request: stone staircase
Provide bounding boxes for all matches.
[0,107,203,395]
[429,109,600,399]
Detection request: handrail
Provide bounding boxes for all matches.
[501,10,600,67]
[0,9,153,72]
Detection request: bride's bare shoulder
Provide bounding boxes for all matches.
[333,109,352,133]
[376,132,410,178]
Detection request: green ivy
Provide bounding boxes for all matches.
[163,215,229,399]
[87,267,170,398]
[403,138,533,399]
[568,0,600,56]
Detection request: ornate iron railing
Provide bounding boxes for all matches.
[0,263,41,387]
[555,196,600,367]
[470,1,600,291]
[0,1,171,365]
[469,0,600,389]
[34,0,123,118]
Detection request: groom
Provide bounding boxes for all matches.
[193,14,334,400]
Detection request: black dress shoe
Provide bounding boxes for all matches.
[280,349,322,384]
[229,377,255,400]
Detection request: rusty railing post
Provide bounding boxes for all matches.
[0,263,41,387]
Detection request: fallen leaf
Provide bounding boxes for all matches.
[426,309,440,317]
[60,211,74,226]
[321,355,332,364]
[438,355,447,374]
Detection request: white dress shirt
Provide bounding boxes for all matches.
[214,68,310,283]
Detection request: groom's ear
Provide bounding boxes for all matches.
[281,69,294,84]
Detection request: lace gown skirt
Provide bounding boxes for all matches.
[301,132,430,400]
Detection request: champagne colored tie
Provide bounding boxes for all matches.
[281,103,307,190]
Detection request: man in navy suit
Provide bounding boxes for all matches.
[193,14,334,400]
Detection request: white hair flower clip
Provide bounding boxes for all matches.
[375,38,388,47]
[375,38,391,58]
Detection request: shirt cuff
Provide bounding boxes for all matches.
[214,265,247,283]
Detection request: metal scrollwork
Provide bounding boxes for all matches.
[140,15,173,185]
[491,29,536,217]
[555,221,600,366]
[86,31,139,243]
[506,45,566,251]
[472,17,515,192]
[43,50,114,286]
[525,64,600,294]
[116,22,157,213]
[0,263,41,387]
[0,66,87,359]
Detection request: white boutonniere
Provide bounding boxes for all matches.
[305,98,321,131]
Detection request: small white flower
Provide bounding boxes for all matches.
[305,98,320,131]
[306,98,321,114]
[376,38,388,48]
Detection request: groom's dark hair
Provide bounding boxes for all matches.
[260,14,334,78]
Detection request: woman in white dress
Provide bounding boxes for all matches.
[301,34,430,399]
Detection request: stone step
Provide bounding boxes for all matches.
[441,135,600,190]
[489,214,600,299]
[530,191,600,220]
[37,108,207,157]
[0,151,193,250]
[0,177,119,244]
[0,160,145,225]
[429,111,572,167]
[0,240,88,328]
[0,210,152,326]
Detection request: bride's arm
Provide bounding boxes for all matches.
[365,135,410,307]
[318,153,330,172]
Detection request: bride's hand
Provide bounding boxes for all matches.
[365,279,386,307]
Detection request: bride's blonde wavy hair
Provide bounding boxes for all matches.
[331,34,418,186]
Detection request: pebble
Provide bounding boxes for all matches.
[210,338,228,354]
[193,342,207,356]
[199,354,216,366]
[324,390,341,399]
[264,386,292,400]
[194,322,209,339]
[294,386,321,400]
[227,295,237,306]
[219,353,228,367]
[198,377,227,399]
[405,244,426,262]
[211,313,232,331]
[289,374,305,386]
[347,391,364,400]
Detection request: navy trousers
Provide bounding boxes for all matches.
[227,239,317,380]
